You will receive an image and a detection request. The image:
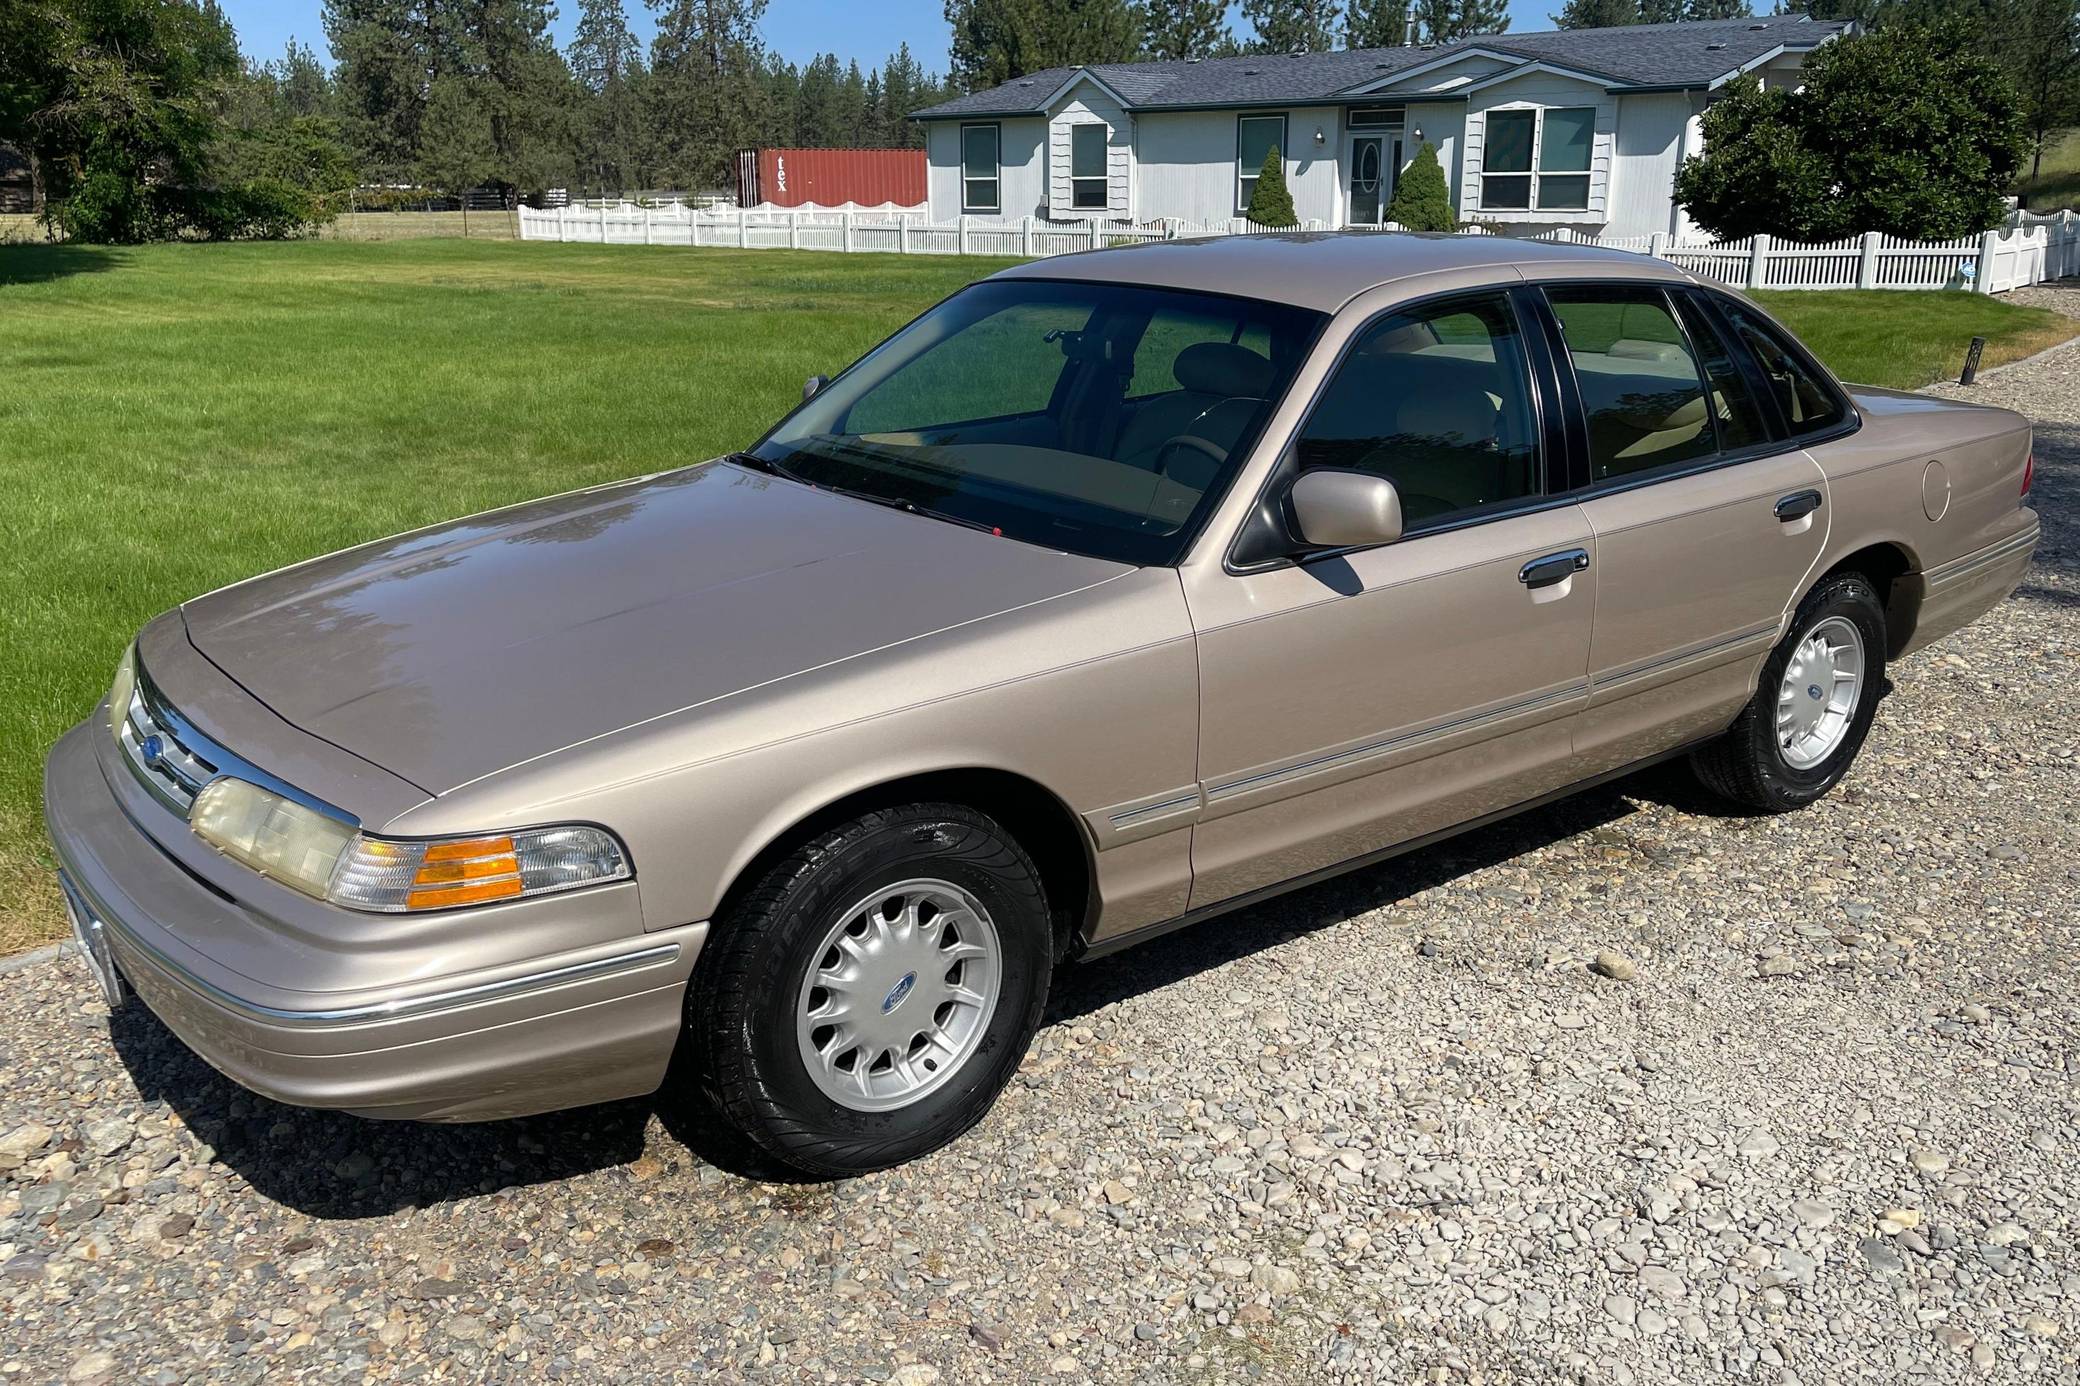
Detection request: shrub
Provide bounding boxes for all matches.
[1385,143,1457,232]
[1675,23,2025,242]
[1244,147,1297,227]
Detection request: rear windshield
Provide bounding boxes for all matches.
[753,279,1325,565]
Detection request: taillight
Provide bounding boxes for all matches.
[2021,451,2034,498]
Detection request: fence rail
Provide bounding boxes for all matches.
[517,202,2080,295]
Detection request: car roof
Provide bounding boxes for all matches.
[992,231,1695,314]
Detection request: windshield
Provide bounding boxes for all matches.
[751,278,1326,565]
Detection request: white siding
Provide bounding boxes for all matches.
[1047,82,1134,219]
[1605,90,1697,239]
[925,116,1046,220]
[1461,72,1615,229]
[1136,108,1340,224]
[1400,103,1465,219]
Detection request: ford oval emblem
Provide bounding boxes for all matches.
[881,972,917,1014]
[139,733,165,766]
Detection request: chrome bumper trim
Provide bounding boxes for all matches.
[55,866,679,1029]
[1923,524,2039,589]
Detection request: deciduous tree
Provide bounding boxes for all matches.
[1675,23,2024,240]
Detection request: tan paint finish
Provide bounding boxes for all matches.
[43,236,2039,1122]
[1572,451,1830,777]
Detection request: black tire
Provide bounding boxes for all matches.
[685,802,1051,1178]
[1691,571,1888,813]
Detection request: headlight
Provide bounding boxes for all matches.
[107,646,136,742]
[190,778,358,899]
[189,778,630,912]
[328,825,630,912]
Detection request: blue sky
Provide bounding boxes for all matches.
[221,1,1556,74]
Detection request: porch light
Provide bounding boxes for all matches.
[1314,127,1326,146]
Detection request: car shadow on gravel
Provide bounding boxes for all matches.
[107,1002,814,1213]
[1048,779,1649,1025]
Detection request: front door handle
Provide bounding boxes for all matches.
[1774,489,1824,522]
[1519,548,1590,589]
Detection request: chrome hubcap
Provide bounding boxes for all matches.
[1776,615,1864,770]
[794,879,1000,1111]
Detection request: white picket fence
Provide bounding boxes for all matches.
[517,201,2080,296]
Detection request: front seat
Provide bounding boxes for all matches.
[1115,341,1275,487]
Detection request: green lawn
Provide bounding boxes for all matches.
[1758,289,2077,392]
[0,239,2070,950]
[2016,127,2080,212]
[0,240,1016,949]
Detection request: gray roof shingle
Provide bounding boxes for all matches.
[912,16,1847,119]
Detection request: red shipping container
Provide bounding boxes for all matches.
[745,148,926,209]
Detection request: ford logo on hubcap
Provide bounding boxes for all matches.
[1808,684,1823,700]
[881,972,917,1014]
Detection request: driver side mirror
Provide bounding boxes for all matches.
[803,374,830,402]
[1287,469,1403,551]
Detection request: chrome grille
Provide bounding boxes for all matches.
[117,669,220,814]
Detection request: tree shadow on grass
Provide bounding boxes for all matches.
[0,243,118,286]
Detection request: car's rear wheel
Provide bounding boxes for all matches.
[687,802,1051,1178]
[1691,571,1888,813]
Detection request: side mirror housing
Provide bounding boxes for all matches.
[803,374,830,401]
[1287,469,1404,551]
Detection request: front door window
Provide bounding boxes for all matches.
[1350,136,1384,226]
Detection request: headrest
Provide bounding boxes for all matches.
[1173,341,1274,399]
[1394,386,1497,446]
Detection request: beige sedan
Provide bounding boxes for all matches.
[46,234,2039,1176]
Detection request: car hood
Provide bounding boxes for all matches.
[181,461,1129,796]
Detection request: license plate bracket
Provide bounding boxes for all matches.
[58,876,127,1010]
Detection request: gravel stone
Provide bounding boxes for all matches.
[0,288,2075,1382]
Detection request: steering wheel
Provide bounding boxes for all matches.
[1150,433,1229,480]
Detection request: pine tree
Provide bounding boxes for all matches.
[840,59,870,144]
[1244,145,1297,224]
[1384,141,1455,229]
[1346,0,1411,48]
[796,53,843,146]
[417,76,495,229]
[1243,0,1342,53]
[1143,0,1234,59]
[1683,0,1751,15]
[648,0,770,190]
[879,42,930,145]
[1412,0,1509,42]
[945,0,1142,92]
[570,0,647,193]
[323,0,427,182]
[1553,0,1636,26]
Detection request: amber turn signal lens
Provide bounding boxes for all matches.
[327,825,631,913]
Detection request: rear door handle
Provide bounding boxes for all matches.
[1519,548,1590,589]
[1774,489,1823,521]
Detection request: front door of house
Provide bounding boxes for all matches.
[1348,134,1403,226]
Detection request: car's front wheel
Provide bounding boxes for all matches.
[1691,570,1888,813]
[687,802,1052,1178]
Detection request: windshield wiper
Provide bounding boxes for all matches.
[738,444,1002,537]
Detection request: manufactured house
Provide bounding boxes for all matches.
[910,15,1848,239]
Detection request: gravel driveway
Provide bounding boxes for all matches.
[4,311,2077,1386]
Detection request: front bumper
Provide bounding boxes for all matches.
[44,722,705,1121]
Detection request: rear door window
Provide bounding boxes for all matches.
[1714,297,1849,436]
[1546,286,1715,482]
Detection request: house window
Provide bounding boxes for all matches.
[1236,114,1287,212]
[1071,124,1108,209]
[961,123,1000,213]
[1480,106,1595,212]
[1348,105,1402,129]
